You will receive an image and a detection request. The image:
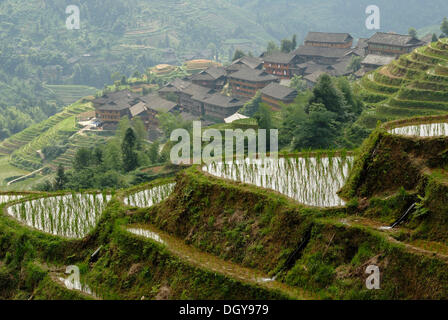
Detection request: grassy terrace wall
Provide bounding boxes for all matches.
[124,165,448,299]
[342,115,448,243]
[0,185,286,300]
[1,169,448,298]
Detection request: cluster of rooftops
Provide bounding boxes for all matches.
[92,31,430,130]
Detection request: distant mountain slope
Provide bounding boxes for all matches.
[237,0,448,41]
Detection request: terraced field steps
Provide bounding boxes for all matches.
[126,224,309,300]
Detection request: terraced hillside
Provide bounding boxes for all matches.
[0,102,93,157]
[0,101,94,171]
[50,132,111,170]
[356,38,448,129]
[5,125,448,299]
[44,85,98,106]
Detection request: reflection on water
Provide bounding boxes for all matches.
[389,123,448,137]
[202,157,353,207]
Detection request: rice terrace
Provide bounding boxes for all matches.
[2,0,448,309]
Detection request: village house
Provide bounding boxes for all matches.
[93,90,140,129]
[293,46,354,65]
[93,90,177,130]
[226,56,264,74]
[260,83,298,110]
[366,32,425,56]
[361,54,396,71]
[175,81,215,116]
[304,32,353,48]
[189,66,227,89]
[199,93,245,119]
[159,79,246,119]
[262,52,301,79]
[228,67,279,99]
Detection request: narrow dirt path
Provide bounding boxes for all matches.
[126,224,314,300]
[7,167,43,186]
[336,216,448,262]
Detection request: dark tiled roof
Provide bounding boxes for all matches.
[367,32,425,47]
[330,58,353,76]
[294,45,352,58]
[190,66,227,81]
[263,52,297,64]
[200,93,244,108]
[182,83,214,98]
[159,78,190,93]
[228,67,278,82]
[235,56,263,69]
[129,102,147,117]
[159,79,212,99]
[97,100,132,111]
[93,90,139,107]
[361,54,395,66]
[260,83,297,101]
[304,71,327,84]
[140,94,178,113]
[302,62,333,75]
[305,32,353,44]
[356,38,369,49]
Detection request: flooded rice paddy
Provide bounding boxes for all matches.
[202,156,354,207]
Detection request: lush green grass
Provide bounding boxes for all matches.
[0,157,29,187]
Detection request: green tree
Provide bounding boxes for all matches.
[441,17,448,36]
[232,49,246,61]
[54,165,67,190]
[239,91,262,117]
[292,34,297,50]
[93,147,103,165]
[266,41,280,55]
[290,75,307,92]
[103,140,123,170]
[281,39,293,53]
[408,27,417,39]
[432,33,439,42]
[157,112,192,139]
[335,77,363,116]
[73,148,92,170]
[132,116,147,149]
[148,141,160,164]
[254,103,272,130]
[116,116,131,140]
[348,56,362,72]
[308,74,346,119]
[122,128,138,172]
[293,103,340,150]
[281,35,297,53]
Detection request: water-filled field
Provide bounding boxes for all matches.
[58,275,97,298]
[7,193,111,238]
[127,228,165,244]
[202,156,354,207]
[124,183,175,208]
[389,123,448,137]
[0,194,23,205]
